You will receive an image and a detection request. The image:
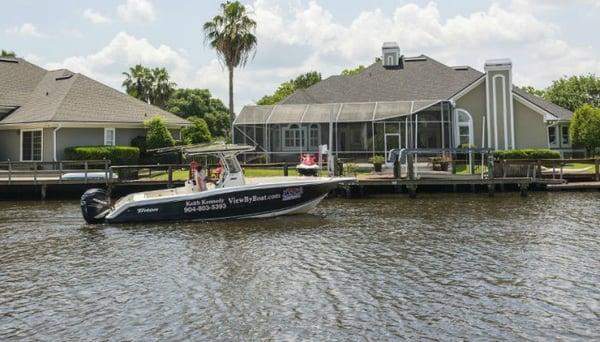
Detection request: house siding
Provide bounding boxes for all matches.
[513,100,548,149]
[455,82,486,148]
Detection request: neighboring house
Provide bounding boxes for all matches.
[0,57,189,162]
[234,42,575,162]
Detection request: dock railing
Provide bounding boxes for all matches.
[0,160,110,185]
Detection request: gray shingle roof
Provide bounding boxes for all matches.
[0,58,189,126]
[513,87,572,120]
[280,55,484,104]
[274,55,572,121]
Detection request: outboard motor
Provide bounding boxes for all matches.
[80,188,111,224]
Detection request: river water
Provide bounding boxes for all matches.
[1,192,599,340]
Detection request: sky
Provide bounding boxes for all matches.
[2,0,600,111]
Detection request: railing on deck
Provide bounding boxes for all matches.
[0,160,110,185]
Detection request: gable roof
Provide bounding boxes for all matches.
[271,54,572,122]
[280,55,484,105]
[0,58,189,126]
[512,87,572,121]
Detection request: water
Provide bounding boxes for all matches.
[1,192,599,340]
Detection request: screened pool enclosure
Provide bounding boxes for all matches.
[233,100,460,163]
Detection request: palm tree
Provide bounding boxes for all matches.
[150,67,177,109]
[122,64,153,103]
[1,50,16,57]
[203,1,257,134]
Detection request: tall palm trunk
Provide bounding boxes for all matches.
[228,66,235,138]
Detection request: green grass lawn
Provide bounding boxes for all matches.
[454,163,486,175]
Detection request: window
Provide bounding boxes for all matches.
[309,124,319,149]
[455,109,473,147]
[548,126,557,147]
[104,128,115,146]
[561,126,570,146]
[21,129,42,161]
[283,124,304,150]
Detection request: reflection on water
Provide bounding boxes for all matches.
[1,192,599,340]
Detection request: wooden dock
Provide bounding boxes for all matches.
[547,181,600,191]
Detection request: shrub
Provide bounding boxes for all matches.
[570,104,600,155]
[130,136,147,154]
[183,116,212,144]
[64,146,140,165]
[368,155,385,164]
[145,116,175,150]
[494,149,560,160]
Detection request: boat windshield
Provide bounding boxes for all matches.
[224,156,242,173]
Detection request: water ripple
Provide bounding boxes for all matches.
[1,192,599,340]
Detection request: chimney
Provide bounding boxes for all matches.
[382,42,401,68]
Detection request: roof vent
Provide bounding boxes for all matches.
[453,66,469,71]
[0,58,18,64]
[382,42,401,68]
[405,57,427,62]
[55,70,74,81]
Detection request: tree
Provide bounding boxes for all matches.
[144,116,176,149]
[521,85,545,98]
[569,104,600,155]
[183,116,212,144]
[203,1,257,133]
[165,88,230,137]
[1,50,16,57]
[544,75,600,112]
[293,71,321,88]
[257,81,296,105]
[123,65,153,103]
[150,67,177,108]
[122,65,176,108]
[257,71,321,105]
[204,110,230,138]
[341,65,366,76]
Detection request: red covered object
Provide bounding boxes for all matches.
[300,153,317,166]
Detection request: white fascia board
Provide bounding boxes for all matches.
[449,76,485,101]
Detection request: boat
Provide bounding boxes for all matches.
[80,143,353,224]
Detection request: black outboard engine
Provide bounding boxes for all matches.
[80,188,111,224]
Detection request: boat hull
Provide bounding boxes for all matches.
[104,180,339,223]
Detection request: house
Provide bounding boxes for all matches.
[0,57,189,162]
[233,42,574,162]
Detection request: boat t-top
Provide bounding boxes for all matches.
[80,143,353,223]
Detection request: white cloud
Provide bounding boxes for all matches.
[117,0,156,23]
[46,32,190,91]
[37,1,600,109]
[246,0,600,90]
[4,22,46,38]
[83,8,112,24]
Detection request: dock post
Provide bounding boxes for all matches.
[40,185,47,200]
[407,185,417,199]
[596,159,600,181]
[487,183,495,197]
[283,163,289,176]
[167,165,173,189]
[393,160,400,179]
[519,183,528,197]
[487,156,494,180]
[407,154,415,180]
